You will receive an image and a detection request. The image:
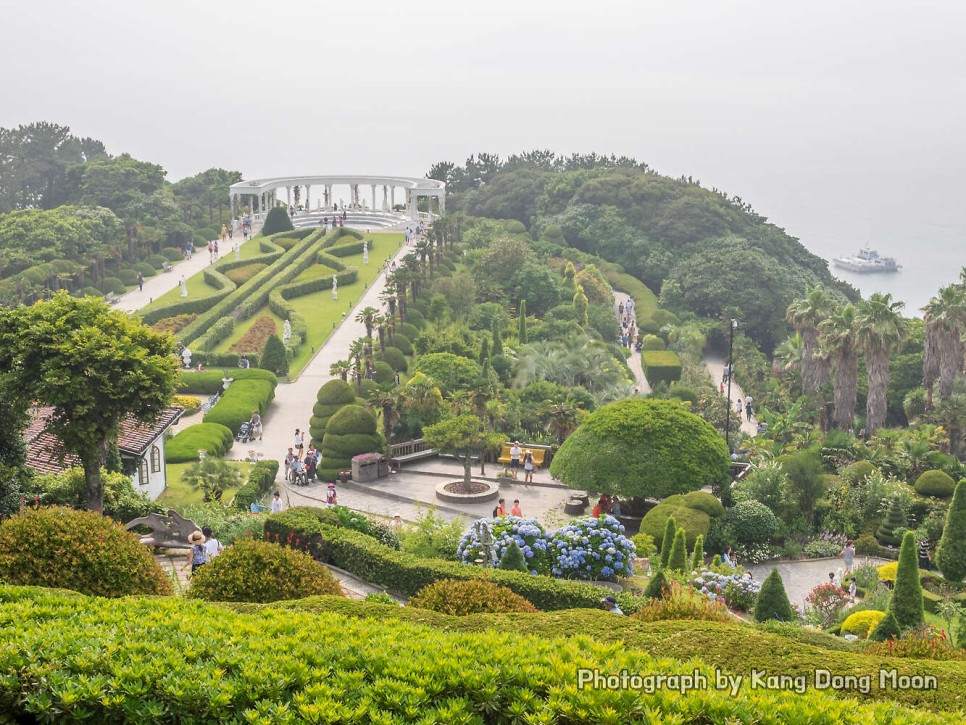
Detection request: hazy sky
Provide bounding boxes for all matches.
[3,0,964,305]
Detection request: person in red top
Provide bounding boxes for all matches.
[493,498,506,517]
[510,499,522,517]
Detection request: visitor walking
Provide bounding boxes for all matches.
[221,224,228,244]
[840,540,855,575]
[202,526,224,559]
[493,498,506,517]
[510,499,522,517]
[294,429,304,457]
[326,483,338,506]
[136,271,144,291]
[183,530,208,574]
[523,449,535,485]
[722,547,736,568]
[745,399,753,422]
[271,490,284,513]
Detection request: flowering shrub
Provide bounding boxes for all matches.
[327,506,400,549]
[691,569,760,612]
[732,542,780,564]
[864,626,966,660]
[0,506,172,597]
[457,517,553,574]
[803,532,847,558]
[631,581,732,622]
[409,578,539,615]
[187,539,343,603]
[877,562,898,582]
[805,582,852,628]
[550,515,635,580]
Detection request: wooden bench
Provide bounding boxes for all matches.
[497,444,546,468]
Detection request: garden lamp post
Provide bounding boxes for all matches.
[725,319,737,454]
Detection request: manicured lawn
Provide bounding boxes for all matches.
[141,265,223,311]
[212,232,403,377]
[292,263,338,283]
[159,460,250,508]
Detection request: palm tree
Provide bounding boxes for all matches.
[369,388,403,444]
[544,400,581,444]
[855,293,908,433]
[355,306,380,340]
[348,338,368,389]
[786,286,832,396]
[379,288,397,322]
[329,359,352,382]
[922,283,966,407]
[820,304,859,430]
[773,333,804,378]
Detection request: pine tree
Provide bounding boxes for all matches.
[659,516,676,567]
[888,531,924,629]
[754,569,795,623]
[935,480,966,582]
[491,322,504,356]
[690,535,704,571]
[875,497,907,546]
[869,611,901,642]
[498,541,528,572]
[479,335,490,365]
[644,568,669,599]
[668,528,688,571]
[562,261,577,294]
[260,334,289,376]
[518,300,528,344]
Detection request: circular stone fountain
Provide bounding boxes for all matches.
[435,480,500,504]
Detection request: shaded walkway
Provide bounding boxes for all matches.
[612,291,650,394]
[703,353,758,437]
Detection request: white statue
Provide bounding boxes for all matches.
[181,347,192,369]
[283,319,292,343]
[332,275,338,300]
[363,240,369,265]
[179,276,188,297]
[233,242,240,260]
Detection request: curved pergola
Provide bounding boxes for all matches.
[229,175,446,221]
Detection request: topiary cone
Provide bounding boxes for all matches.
[691,534,704,571]
[644,569,669,600]
[668,528,688,571]
[935,480,966,583]
[887,531,924,629]
[498,540,528,573]
[754,569,795,623]
[659,516,676,567]
[869,611,901,642]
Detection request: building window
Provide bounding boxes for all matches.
[151,445,162,473]
[138,458,149,486]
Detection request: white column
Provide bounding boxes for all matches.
[409,191,418,220]
[391,186,396,209]
[383,185,389,211]
[325,185,332,209]
[305,185,311,211]
[286,186,292,205]
[230,193,236,219]
[248,196,253,215]
[438,191,446,215]
[370,184,376,211]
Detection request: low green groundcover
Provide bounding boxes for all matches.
[0,586,958,722]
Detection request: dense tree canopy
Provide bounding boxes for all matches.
[550,398,730,499]
[0,293,178,511]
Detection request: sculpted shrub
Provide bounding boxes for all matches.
[841,610,886,639]
[0,506,171,597]
[408,578,538,615]
[187,539,342,603]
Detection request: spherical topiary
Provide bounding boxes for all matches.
[841,460,878,485]
[405,309,426,328]
[841,610,885,639]
[309,379,356,446]
[914,470,956,498]
[390,333,414,356]
[641,504,711,553]
[724,500,781,545]
[667,384,698,403]
[101,276,127,295]
[187,539,342,603]
[0,506,172,597]
[118,269,139,286]
[674,491,725,518]
[640,334,666,351]
[398,322,420,341]
[148,254,168,270]
[754,569,795,623]
[372,361,395,385]
[378,346,408,372]
[134,261,156,277]
[408,578,538,615]
[162,247,184,262]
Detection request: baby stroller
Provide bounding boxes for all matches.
[236,422,254,444]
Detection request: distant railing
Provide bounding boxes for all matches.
[388,438,436,462]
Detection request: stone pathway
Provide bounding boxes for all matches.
[703,353,758,437]
[613,292,650,394]
[115,219,263,313]
[746,556,890,608]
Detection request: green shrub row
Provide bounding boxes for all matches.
[175,229,327,345]
[138,265,237,325]
[203,378,276,433]
[264,512,637,612]
[0,587,958,720]
[233,460,280,511]
[165,422,235,462]
[601,265,661,329]
[176,368,277,394]
[326,239,366,257]
[642,349,683,385]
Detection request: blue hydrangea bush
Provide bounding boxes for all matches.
[690,569,761,612]
[459,515,635,580]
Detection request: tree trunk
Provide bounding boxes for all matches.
[939,333,963,404]
[463,454,472,494]
[832,348,858,430]
[866,347,890,433]
[82,439,109,512]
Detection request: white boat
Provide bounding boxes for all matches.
[833,246,900,274]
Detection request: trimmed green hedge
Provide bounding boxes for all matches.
[264,511,635,612]
[2,587,958,721]
[203,379,276,434]
[165,423,235,462]
[233,460,281,511]
[642,350,683,385]
[177,368,278,394]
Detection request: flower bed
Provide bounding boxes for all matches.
[691,569,760,612]
[458,516,553,574]
[228,315,277,354]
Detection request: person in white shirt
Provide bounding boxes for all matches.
[202,526,223,559]
[509,441,522,480]
[270,490,283,513]
[601,596,624,615]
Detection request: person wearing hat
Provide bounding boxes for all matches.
[509,441,522,480]
[183,530,209,574]
[601,596,624,615]
[326,482,337,506]
[522,449,535,485]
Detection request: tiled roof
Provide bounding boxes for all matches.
[24,406,184,475]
